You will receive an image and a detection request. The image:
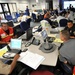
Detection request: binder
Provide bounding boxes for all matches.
[18,51,45,69]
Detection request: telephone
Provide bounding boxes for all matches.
[31,37,40,45]
[37,25,42,32]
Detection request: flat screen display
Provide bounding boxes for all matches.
[10,39,22,50]
[41,30,48,40]
[64,1,75,9]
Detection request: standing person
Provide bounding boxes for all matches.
[25,6,30,16]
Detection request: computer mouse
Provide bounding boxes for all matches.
[22,48,28,52]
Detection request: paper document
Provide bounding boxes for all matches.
[0,47,8,57]
[54,38,63,43]
[48,34,57,37]
[18,51,45,69]
[3,52,16,58]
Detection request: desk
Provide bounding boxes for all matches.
[20,32,59,66]
[28,44,58,66]
[0,45,21,60]
[0,27,61,67]
[14,22,20,27]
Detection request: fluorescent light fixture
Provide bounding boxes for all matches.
[36,0,38,3]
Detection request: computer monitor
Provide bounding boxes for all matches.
[10,39,22,50]
[26,28,33,40]
[21,28,32,40]
[41,30,48,40]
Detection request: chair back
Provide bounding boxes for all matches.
[40,20,51,34]
[59,19,67,27]
[60,62,73,74]
[16,12,20,18]
[20,21,29,32]
[7,21,14,27]
[30,71,54,75]
[6,15,13,21]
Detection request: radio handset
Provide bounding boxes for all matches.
[31,37,40,45]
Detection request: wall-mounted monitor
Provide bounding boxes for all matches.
[64,1,75,9]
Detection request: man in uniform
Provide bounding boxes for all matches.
[64,20,75,38]
[0,20,17,48]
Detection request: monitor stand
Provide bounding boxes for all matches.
[43,39,53,50]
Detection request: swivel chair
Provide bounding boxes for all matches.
[59,19,68,27]
[59,61,73,75]
[20,21,30,32]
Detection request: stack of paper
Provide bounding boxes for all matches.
[18,51,45,70]
[48,34,57,37]
[54,38,63,43]
[0,47,8,57]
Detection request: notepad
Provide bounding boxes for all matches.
[48,34,57,37]
[54,38,63,43]
[18,51,45,70]
[0,47,8,57]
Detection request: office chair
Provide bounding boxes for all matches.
[6,15,13,21]
[14,25,24,37]
[7,21,14,27]
[59,19,68,27]
[30,70,54,75]
[15,12,20,19]
[60,61,73,75]
[40,20,51,31]
[20,21,30,32]
[4,60,29,75]
[18,68,28,75]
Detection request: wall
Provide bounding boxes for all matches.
[29,0,46,10]
[53,0,59,10]
[0,0,29,12]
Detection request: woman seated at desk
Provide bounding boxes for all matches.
[0,20,17,48]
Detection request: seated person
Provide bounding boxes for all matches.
[44,12,52,26]
[0,21,17,48]
[0,54,19,75]
[64,20,75,38]
[17,13,30,22]
[59,30,75,65]
[56,12,65,23]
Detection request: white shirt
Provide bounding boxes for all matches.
[17,15,30,22]
[56,16,65,23]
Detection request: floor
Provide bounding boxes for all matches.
[30,21,40,27]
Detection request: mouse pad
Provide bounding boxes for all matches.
[39,43,56,53]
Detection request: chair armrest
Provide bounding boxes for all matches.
[18,68,28,75]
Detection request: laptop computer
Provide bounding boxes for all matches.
[3,39,22,58]
[21,28,33,40]
[10,39,22,53]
